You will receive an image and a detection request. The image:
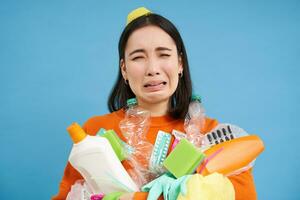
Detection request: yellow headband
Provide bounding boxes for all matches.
[126,7,152,26]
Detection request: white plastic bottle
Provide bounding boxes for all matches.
[184,94,206,148]
[67,123,139,195]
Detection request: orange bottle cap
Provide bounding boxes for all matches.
[67,123,87,144]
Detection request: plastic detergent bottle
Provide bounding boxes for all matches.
[184,94,206,148]
[67,123,139,195]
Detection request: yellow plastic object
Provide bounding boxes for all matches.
[67,123,87,144]
[177,173,235,200]
[126,7,151,25]
[197,135,264,176]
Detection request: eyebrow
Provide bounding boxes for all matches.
[156,47,172,52]
[128,47,172,56]
[129,49,145,56]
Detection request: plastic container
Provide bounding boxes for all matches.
[119,98,153,169]
[196,135,264,176]
[184,94,206,148]
[201,123,249,149]
[120,98,151,146]
[67,123,139,195]
[119,98,155,188]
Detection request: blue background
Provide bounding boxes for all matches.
[0,0,299,199]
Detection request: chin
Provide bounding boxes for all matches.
[143,93,171,104]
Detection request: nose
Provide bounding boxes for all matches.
[146,57,160,76]
[147,72,160,76]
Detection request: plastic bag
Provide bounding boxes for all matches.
[66,180,92,200]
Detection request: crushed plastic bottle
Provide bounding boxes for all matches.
[119,98,156,188]
[184,94,206,148]
[120,98,151,147]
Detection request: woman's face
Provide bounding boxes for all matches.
[121,25,183,106]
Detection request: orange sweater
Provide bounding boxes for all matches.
[52,109,257,200]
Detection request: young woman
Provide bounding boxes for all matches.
[52,7,257,200]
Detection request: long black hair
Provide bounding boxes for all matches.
[108,13,192,119]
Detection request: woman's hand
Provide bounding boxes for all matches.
[119,192,134,200]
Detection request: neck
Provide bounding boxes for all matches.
[137,98,169,117]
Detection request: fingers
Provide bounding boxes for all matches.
[147,183,163,200]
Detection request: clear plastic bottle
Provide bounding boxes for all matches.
[120,98,151,146]
[119,98,155,188]
[184,94,206,148]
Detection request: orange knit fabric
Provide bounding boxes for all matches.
[52,109,257,200]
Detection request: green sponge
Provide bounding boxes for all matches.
[102,130,126,161]
[163,138,205,178]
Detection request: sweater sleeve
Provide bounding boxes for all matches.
[202,118,257,200]
[51,162,83,200]
[229,169,257,200]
